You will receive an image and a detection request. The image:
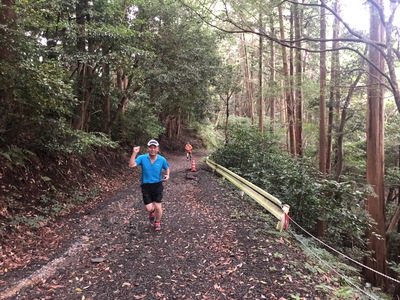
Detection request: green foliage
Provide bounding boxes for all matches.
[0,146,35,169]
[16,60,76,116]
[210,127,317,224]
[10,215,47,230]
[386,231,400,267]
[214,63,242,96]
[314,179,370,255]
[114,100,165,146]
[39,122,118,155]
[388,261,400,274]
[1,0,223,153]
[195,119,224,150]
[141,0,221,123]
[210,124,370,252]
[293,234,386,300]
[1,187,101,234]
[0,0,78,148]
[385,105,400,172]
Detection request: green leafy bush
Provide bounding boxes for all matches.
[210,124,369,253]
[0,146,35,169]
[113,100,165,146]
[38,121,118,155]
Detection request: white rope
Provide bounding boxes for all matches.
[289,228,381,300]
[288,217,400,285]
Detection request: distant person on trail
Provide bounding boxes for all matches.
[185,141,193,161]
[129,139,170,232]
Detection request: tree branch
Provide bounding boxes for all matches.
[179,0,399,106]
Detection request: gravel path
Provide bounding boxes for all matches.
[1,151,335,299]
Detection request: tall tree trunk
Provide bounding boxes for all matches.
[279,79,286,126]
[294,1,303,157]
[0,0,15,62]
[214,110,222,128]
[0,0,16,143]
[278,4,296,155]
[176,111,182,136]
[222,91,234,145]
[386,1,400,113]
[316,3,327,238]
[334,71,362,181]
[319,5,327,175]
[249,36,256,125]
[109,71,140,127]
[237,90,242,117]
[398,145,400,234]
[240,33,254,120]
[363,0,387,288]
[326,0,341,173]
[102,47,111,136]
[72,0,89,130]
[258,12,264,133]
[269,25,276,134]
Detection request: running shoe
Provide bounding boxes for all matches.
[149,210,156,223]
[154,221,161,231]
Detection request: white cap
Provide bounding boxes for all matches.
[147,139,159,147]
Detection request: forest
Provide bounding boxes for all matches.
[1,0,400,298]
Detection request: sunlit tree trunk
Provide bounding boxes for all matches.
[363,0,387,288]
[326,0,340,173]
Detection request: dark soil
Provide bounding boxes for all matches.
[0,148,342,300]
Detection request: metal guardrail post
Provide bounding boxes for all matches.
[205,158,289,231]
[276,204,290,232]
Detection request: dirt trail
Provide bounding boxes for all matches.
[1,151,333,299]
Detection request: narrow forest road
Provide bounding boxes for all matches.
[1,151,336,299]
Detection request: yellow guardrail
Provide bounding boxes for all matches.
[205,158,290,231]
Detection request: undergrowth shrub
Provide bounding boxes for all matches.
[38,121,118,155]
[0,146,35,169]
[113,99,165,146]
[210,125,369,255]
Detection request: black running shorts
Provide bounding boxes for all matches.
[141,182,163,205]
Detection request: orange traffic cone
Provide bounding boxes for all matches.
[191,159,196,172]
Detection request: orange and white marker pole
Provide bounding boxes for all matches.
[191,159,196,172]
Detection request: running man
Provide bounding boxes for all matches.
[185,141,193,161]
[129,139,170,231]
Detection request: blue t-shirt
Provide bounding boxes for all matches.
[135,154,169,184]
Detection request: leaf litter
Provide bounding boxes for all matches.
[0,151,340,299]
